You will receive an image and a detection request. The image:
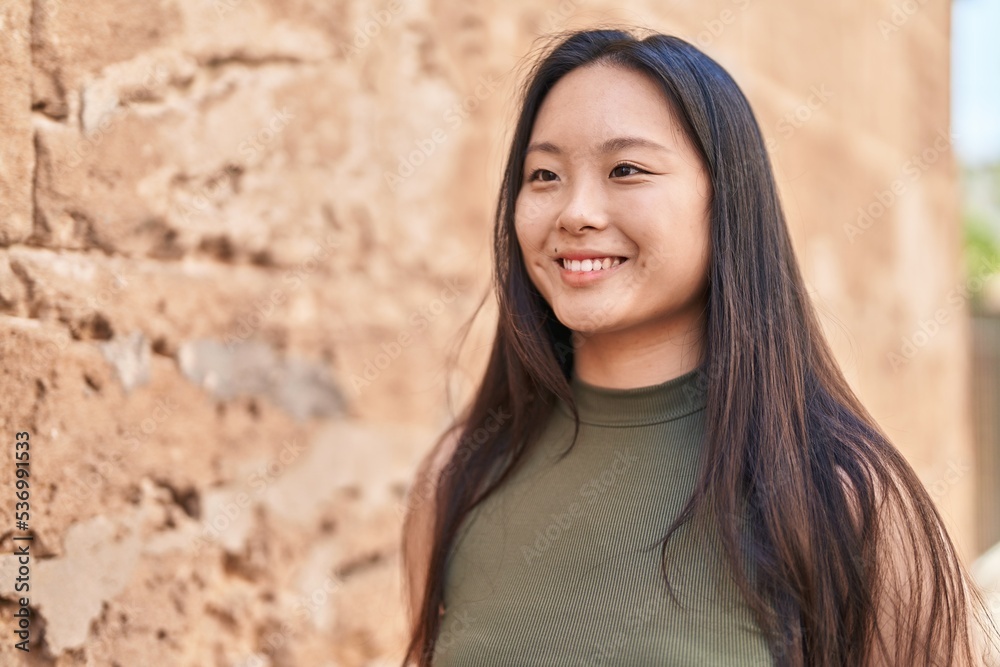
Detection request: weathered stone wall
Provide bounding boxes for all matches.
[0,0,977,664]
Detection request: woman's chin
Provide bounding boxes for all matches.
[551,310,621,337]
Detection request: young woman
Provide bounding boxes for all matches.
[400,27,1000,666]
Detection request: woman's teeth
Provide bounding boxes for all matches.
[560,257,623,272]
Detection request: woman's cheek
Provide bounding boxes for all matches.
[516,189,555,229]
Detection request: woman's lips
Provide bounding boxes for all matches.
[554,257,629,286]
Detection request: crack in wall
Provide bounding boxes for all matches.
[29,130,45,247]
[29,0,68,123]
[334,548,390,580]
[201,53,308,70]
[7,257,40,318]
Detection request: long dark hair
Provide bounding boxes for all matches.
[401,27,999,666]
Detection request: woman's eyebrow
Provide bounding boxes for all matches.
[525,136,674,156]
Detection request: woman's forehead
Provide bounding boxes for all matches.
[528,65,687,153]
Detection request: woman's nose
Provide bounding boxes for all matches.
[557,181,609,234]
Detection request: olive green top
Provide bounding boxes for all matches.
[434,365,774,666]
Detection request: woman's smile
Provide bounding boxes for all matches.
[554,256,630,287]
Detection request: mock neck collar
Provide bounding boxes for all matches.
[556,363,709,427]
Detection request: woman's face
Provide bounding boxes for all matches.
[514,63,712,343]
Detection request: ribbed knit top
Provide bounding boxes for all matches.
[433,364,774,666]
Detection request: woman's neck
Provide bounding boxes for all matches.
[571,313,707,389]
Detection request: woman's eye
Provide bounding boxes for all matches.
[611,162,644,178]
[527,168,557,182]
